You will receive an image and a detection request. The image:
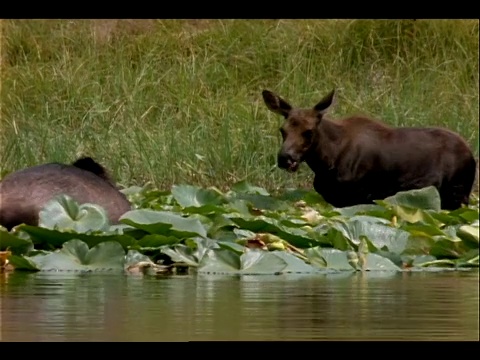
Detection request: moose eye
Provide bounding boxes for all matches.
[303,130,313,141]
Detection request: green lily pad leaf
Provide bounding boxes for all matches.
[137,234,181,248]
[23,239,125,272]
[305,248,355,271]
[430,238,467,259]
[171,184,226,208]
[411,259,457,268]
[197,248,242,273]
[276,188,315,202]
[392,206,440,225]
[347,215,392,225]
[457,225,479,246]
[197,248,318,275]
[455,249,479,267]
[334,204,388,218]
[208,229,238,242]
[226,215,322,248]
[269,251,319,273]
[217,241,245,255]
[161,246,199,267]
[8,255,40,271]
[402,223,447,237]
[224,199,252,216]
[18,225,137,250]
[319,228,352,251]
[403,235,436,256]
[382,186,441,211]
[447,207,480,223]
[239,249,287,274]
[0,230,34,255]
[205,214,236,239]
[160,237,218,266]
[39,194,110,232]
[232,193,290,211]
[331,220,410,254]
[362,253,402,271]
[120,209,207,238]
[409,254,438,266]
[374,250,404,268]
[230,180,270,196]
[233,228,258,239]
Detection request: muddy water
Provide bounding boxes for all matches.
[1,270,478,341]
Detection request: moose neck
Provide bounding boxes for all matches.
[305,118,344,173]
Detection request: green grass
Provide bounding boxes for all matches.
[1,19,478,193]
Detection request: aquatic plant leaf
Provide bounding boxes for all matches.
[403,235,436,256]
[235,193,291,211]
[305,248,355,271]
[446,207,480,223]
[197,248,242,273]
[8,255,40,271]
[334,204,389,218]
[197,248,318,275]
[39,194,110,232]
[455,249,479,267]
[161,246,199,267]
[230,180,270,196]
[456,225,479,246]
[160,237,218,266]
[276,188,328,207]
[137,234,181,248]
[120,209,207,238]
[239,249,288,274]
[18,225,137,250]
[226,215,322,248]
[217,241,245,255]
[402,223,448,237]
[382,186,442,211]
[362,253,402,271]
[0,230,34,255]
[330,220,410,254]
[267,251,319,273]
[171,184,226,208]
[21,240,125,272]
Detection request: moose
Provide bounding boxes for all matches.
[0,157,132,230]
[262,89,477,210]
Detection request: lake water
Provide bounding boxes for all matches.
[1,270,478,341]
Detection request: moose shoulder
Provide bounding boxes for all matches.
[262,89,477,210]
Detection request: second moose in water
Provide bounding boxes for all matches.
[0,157,132,231]
[262,89,476,210]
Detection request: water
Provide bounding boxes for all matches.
[1,270,478,341]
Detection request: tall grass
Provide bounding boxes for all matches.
[1,19,478,192]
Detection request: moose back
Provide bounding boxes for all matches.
[0,157,132,230]
[262,89,476,210]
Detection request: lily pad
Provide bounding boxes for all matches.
[120,209,207,238]
[14,239,126,272]
[0,230,34,255]
[39,194,110,232]
[382,186,442,211]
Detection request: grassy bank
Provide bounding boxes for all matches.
[1,19,478,193]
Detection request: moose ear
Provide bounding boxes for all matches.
[262,90,292,118]
[313,89,335,114]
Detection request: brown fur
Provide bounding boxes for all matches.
[262,89,477,210]
[0,157,132,230]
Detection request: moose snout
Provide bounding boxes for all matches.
[277,152,300,172]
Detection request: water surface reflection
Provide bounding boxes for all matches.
[1,270,478,341]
